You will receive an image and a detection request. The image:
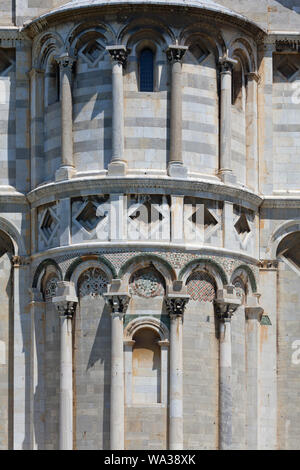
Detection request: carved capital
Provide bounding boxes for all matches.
[52,281,78,318]
[166,45,188,63]
[105,294,130,317]
[56,53,76,71]
[165,296,189,318]
[12,255,30,267]
[219,56,237,73]
[245,294,264,321]
[106,45,128,67]
[246,72,260,83]
[215,285,241,321]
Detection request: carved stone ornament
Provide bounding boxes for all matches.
[219,56,237,73]
[105,294,130,316]
[106,45,128,67]
[79,268,109,298]
[166,45,188,63]
[56,53,76,70]
[165,296,189,317]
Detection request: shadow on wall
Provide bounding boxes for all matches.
[85,302,111,450]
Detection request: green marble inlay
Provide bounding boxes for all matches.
[260,315,272,326]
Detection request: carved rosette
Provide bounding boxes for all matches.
[130,271,164,298]
[106,46,128,67]
[79,268,109,298]
[45,277,58,302]
[166,45,188,63]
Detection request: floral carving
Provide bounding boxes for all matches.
[130,270,164,298]
[79,268,109,297]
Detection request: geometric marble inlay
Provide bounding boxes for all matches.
[186,271,216,302]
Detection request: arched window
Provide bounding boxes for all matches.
[139,48,154,92]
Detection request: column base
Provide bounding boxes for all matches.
[168,163,188,179]
[108,160,127,177]
[55,165,76,182]
[219,170,236,184]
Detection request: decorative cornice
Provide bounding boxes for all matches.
[26,176,263,210]
[262,196,300,209]
[0,27,28,47]
[22,3,266,41]
[258,260,279,270]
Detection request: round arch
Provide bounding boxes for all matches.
[65,255,117,282]
[32,259,62,290]
[32,31,64,70]
[0,216,25,256]
[69,258,115,292]
[118,254,176,289]
[124,316,169,342]
[229,37,256,73]
[267,220,300,259]
[179,258,227,289]
[230,265,257,294]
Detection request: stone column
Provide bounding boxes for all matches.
[258,42,274,194]
[12,256,31,449]
[106,46,128,176]
[215,287,240,450]
[29,68,44,189]
[55,53,76,182]
[245,295,264,450]
[52,281,78,450]
[219,57,237,184]
[166,45,188,179]
[104,282,130,450]
[246,72,259,192]
[165,287,189,450]
[258,260,278,449]
[158,340,170,406]
[124,339,135,405]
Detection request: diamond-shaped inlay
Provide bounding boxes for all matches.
[278,60,299,80]
[189,43,209,64]
[76,200,102,233]
[80,41,105,67]
[40,208,58,242]
[234,213,251,242]
[204,207,218,230]
[0,49,14,76]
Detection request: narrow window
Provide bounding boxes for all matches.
[139,48,154,92]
